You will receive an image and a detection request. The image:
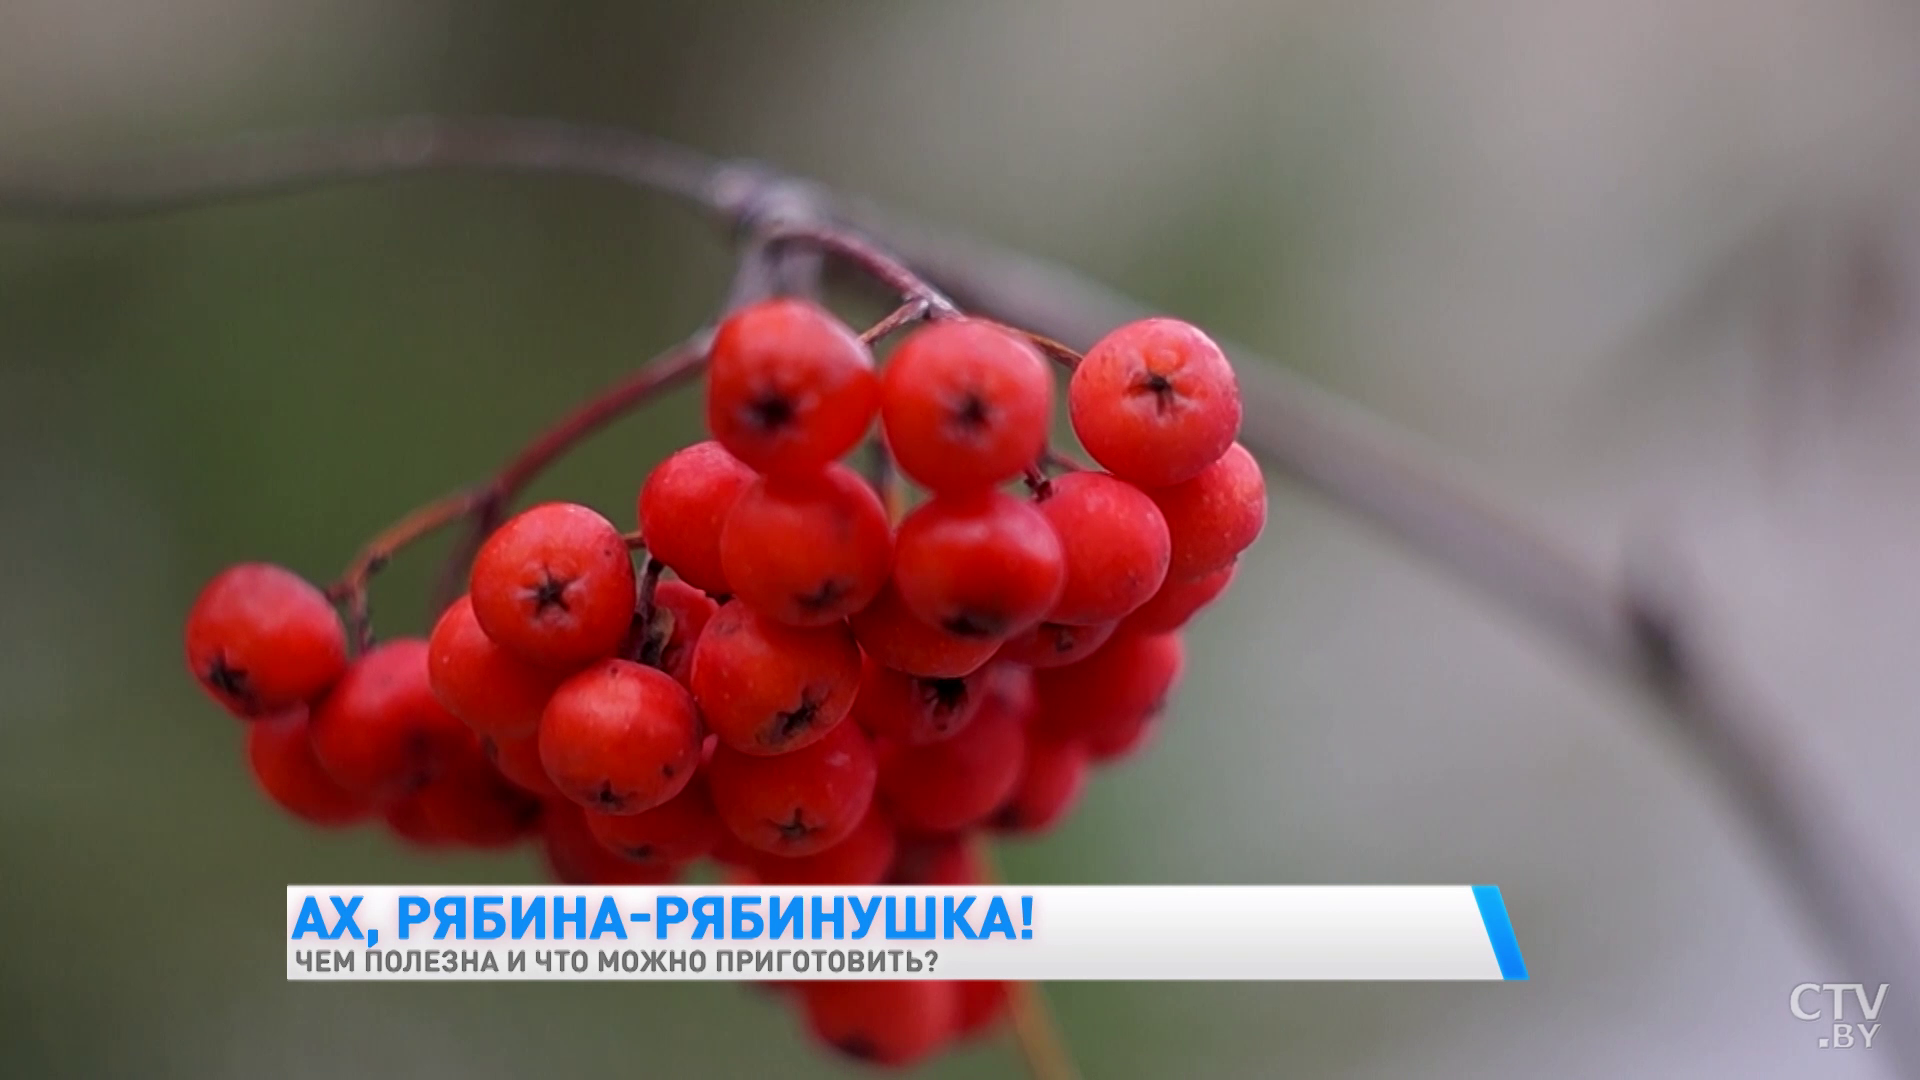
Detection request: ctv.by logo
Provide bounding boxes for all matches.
[1791,983,1888,1049]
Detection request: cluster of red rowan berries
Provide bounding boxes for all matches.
[184,298,1265,1067]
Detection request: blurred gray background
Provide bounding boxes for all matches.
[4,1,1920,1077]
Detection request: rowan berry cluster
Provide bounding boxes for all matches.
[183,299,1266,1068]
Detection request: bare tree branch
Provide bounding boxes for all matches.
[3,117,1914,1075]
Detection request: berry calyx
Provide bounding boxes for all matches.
[1148,441,1267,582]
[245,708,371,826]
[892,490,1065,642]
[308,638,471,799]
[1034,470,1171,624]
[993,619,1116,668]
[185,562,347,718]
[427,595,563,740]
[804,980,957,1067]
[645,579,720,687]
[637,440,756,595]
[585,775,725,866]
[750,803,898,886]
[541,801,687,885]
[469,502,637,670]
[539,659,701,815]
[706,298,878,476]
[877,683,1027,833]
[1035,631,1185,747]
[848,583,1001,678]
[1069,317,1242,487]
[852,653,987,745]
[879,318,1053,493]
[690,602,862,755]
[719,464,892,626]
[706,720,877,856]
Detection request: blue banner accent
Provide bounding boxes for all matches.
[1471,885,1528,980]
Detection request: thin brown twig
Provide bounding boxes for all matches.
[1021,463,1054,500]
[326,487,489,652]
[422,334,708,614]
[979,319,1083,369]
[6,117,1918,1078]
[974,842,1080,1080]
[761,222,958,316]
[859,298,932,345]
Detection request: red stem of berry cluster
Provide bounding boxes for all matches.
[11,117,1917,1079]
[325,488,487,652]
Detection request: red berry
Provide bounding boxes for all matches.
[1035,632,1185,746]
[469,502,636,670]
[710,832,758,870]
[706,298,878,475]
[689,602,861,755]
[893,491,1065,641]
[849,583,1000,678]
[638,440,756,594]
[1149,442,1267,581]
[889,833,986,886]
[309,639,470,799]
[385,792,455,849]
[585,775,724,866]
[852,653,987,745]
[1120,563,1236,635]
[1084,706,1158,762]
[1069,317,1241,487]
[804,981,956,1067]
[541,801,685,885]
[750,804,898,886]
[1035,470,1171,624]
[992,730,1088,833]
[185,563,346,718]
[647,579,719,686]
[481,731,563,800]
[413,736,544,848]
[879,318,1053,493]
[245,708,371,826]
[539,659,701,815]
[953,981,1009,1038]
[427,595,561,740]
[719,464,892,626]
[994,619,1116,668]
[707,721,877,856]
[877,685,1027,833]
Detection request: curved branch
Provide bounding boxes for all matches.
[0,117,729,218]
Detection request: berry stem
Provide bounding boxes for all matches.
[859,298,932,345]
[328,487,489,652]
[491,336,712,499]
[1007,981,1081,1080]
[991,322,1082,370]
[977,842,1080,1080]
[424,332,710,614]
[1021,463,1053,501]
[762,223,958,318]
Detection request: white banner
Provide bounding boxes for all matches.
[286,885,1528,981]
